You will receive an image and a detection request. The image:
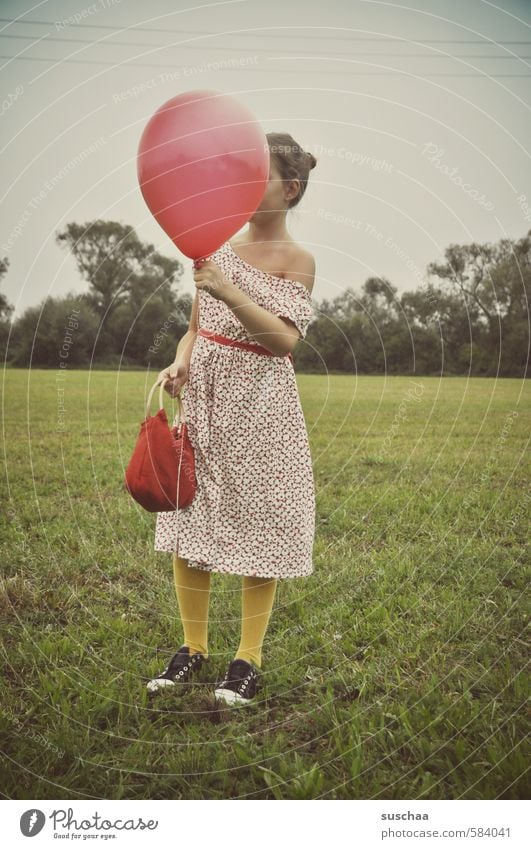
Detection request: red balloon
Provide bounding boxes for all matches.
[137,90,269,261]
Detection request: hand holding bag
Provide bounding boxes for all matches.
[124,378,197,512]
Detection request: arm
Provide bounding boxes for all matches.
[174,291,199,368]
[222,288,299,356]
[157,293,199,396]
[194,252,315,357]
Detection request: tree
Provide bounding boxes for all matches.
[0,257,14,360]
[113,292,192,367]
[0,257,13,320]
[359,275,398,324]
[427,232,531,375]
[56,220,186,362]
[428,240,501,334]
[9,293,100,367]
[56,220,184,322]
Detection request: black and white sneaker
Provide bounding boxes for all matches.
[214,658,262,706]
[146,644,207,695]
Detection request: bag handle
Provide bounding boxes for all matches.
[146,377,184,424]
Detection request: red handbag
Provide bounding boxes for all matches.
[124,378,197,512]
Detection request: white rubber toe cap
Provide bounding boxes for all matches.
[146,678,176,693]
[214,687,252,706]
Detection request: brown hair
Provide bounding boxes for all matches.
[266,132,317,209]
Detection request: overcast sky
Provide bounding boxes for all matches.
[1,0,530,316]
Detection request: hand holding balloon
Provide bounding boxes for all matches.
[193,258,235,302]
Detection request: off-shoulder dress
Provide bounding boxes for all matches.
[154,240,315,579]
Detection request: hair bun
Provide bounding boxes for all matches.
[306,151,317,170]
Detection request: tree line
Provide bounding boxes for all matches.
[1,220,529,376]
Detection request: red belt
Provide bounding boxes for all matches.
[198,328,293,363]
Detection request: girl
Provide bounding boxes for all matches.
[147,132,317,705]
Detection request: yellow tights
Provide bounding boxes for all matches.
[172,554,277,668]
[173,554,277,668]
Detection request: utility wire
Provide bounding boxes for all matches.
[1,32,531,59]
[1,53,530,75]
[0,17,530,44]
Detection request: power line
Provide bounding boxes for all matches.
[0,17,530,44]
[1,32,531,60]
[1,53,530,75]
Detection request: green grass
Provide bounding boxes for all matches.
[1,369,529,799]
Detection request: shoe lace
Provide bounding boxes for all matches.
[219,662,258,694]
[239,669,259,692]
[239,674,252,693]
[163,651,201,678]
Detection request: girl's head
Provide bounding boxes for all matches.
[267,132,317,209]
[252,133,317,219]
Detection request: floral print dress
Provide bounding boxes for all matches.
[154,240,315,579]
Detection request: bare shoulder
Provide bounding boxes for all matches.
[231,235,315,293]
[284,244,316,294]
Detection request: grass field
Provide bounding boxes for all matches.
[1,368,529,800]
